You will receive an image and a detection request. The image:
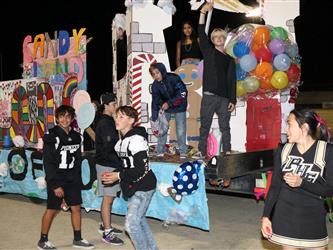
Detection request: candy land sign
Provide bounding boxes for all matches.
[22,28,87,90]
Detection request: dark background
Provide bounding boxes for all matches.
[0,0,331,100]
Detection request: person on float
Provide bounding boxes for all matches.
[176,20,202,68]
[149,62,188,159]
[197,3,236,180]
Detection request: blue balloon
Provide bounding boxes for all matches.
[233,41,250,58]
[236,64,247,80]
[273,54,291,71]
[286,43,299,58]
[172,161,199,196]
[240,54,257,72]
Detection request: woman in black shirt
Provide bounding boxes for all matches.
[176,21,202,68]
[261,108,333,249]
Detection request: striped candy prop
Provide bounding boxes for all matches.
[37,82,54,133]
[25,80,40,143]
[0,81,17,128]
[26,81,38,125]
[51,83,64,109]
[11,86,29,139]
[130,54,156,124]
[11,82,55,144]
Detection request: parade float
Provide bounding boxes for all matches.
[0,0,300,230]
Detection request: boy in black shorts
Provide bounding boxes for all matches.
[37,105,94,250]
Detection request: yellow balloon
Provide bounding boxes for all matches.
[271,71,289,89]
[236,80,247,97]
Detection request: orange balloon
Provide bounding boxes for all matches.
[253,26,270,45]
[259,76,273,90]
[255,62,273,78]
[252,42,260,52]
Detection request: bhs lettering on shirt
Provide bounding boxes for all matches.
[282,156,321,183]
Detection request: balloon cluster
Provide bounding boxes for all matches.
[225,24,301,97]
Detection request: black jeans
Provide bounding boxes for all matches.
[198,94,231,155]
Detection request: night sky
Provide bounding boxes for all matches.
[0,0,332,100]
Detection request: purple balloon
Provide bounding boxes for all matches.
[269,38,285,55]
[238,28,254,43]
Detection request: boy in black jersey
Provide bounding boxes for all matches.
[37,105,94,250]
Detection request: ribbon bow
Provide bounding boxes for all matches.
[315,115,326,127]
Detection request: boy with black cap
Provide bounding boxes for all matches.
[95,92,124,245]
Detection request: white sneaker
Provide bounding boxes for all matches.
[192,151,204,159]
[37,240,57,250]
[72,239,94,249]
[180,153,187,159]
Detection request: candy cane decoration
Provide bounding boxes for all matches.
[131,54,156,124]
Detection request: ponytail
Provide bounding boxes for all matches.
[315,115,331,142]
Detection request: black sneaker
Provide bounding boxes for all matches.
[102,232,124,245]
[72,239,94,249]
[37,240,57,250]
[98,223,123,235]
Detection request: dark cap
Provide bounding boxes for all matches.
[100,92,117,105]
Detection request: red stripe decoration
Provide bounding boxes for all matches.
[130,53,156,124]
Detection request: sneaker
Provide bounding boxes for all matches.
[37,240,57,250]
[223,178,231,187]
[72,239,94,249]
[102,231,124,245]
[180,153,187,159]
[98,223,123,235]
[191,151,204,160]
[156,153,164,159]
[209,178,231,188]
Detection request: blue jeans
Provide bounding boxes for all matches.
[181,58,200,65]
[125,190,158,250]
[156,111,187,154]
